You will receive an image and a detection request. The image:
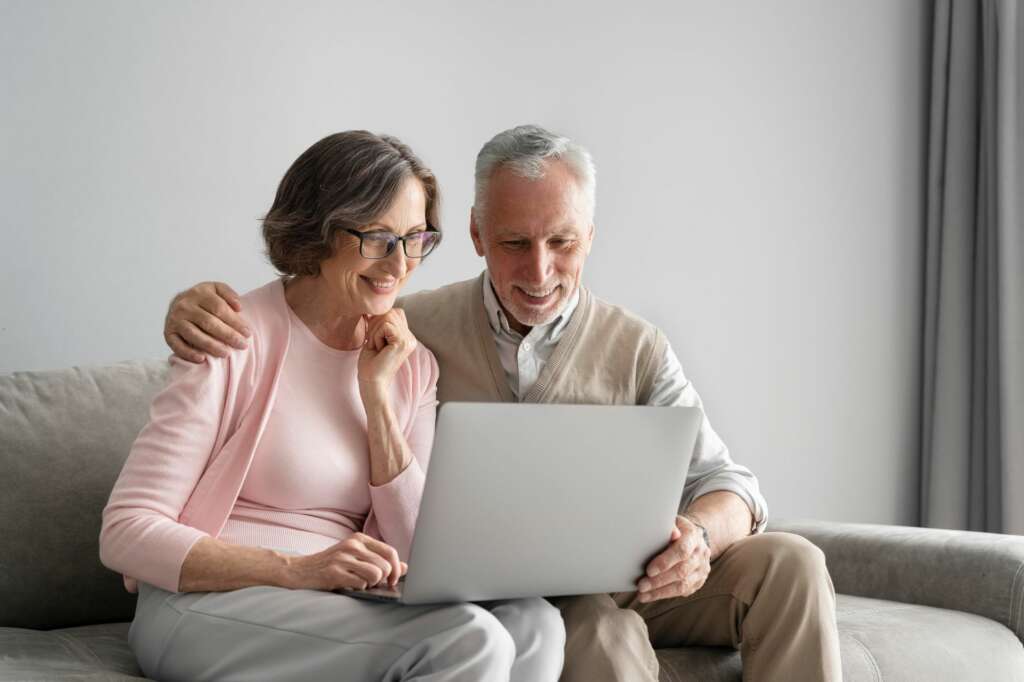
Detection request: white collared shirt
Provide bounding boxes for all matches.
[481,274,580,400]
[480,271,768,531]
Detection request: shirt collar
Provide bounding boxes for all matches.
[481,270,581,342]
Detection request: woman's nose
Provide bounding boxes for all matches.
[382,246,409,277]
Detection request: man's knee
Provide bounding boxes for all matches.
[741,532,831,591]
[558,594,648,645]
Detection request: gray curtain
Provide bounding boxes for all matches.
[919,0,1023,533]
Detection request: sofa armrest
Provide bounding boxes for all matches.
[769,519,1024,643]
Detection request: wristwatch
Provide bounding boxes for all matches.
[682,513,711,550]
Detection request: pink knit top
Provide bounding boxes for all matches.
[218,303,437,555]
[99,280,439,593]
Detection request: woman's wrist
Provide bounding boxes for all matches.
[274,551,302,589]
[358,379,390,409]
[179,538,298,592]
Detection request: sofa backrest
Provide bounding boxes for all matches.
[0,360,168,630]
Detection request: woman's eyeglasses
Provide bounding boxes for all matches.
[343,228,442,259]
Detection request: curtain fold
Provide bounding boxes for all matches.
[919,0,1022,533]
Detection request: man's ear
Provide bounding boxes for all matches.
[469,208,486,257]
[585,222,595,254]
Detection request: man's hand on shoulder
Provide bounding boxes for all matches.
[636,514,712,603]
[164,281,251,363]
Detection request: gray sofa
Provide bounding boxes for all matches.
[2,360,1024,681]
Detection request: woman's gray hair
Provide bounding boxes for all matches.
[262,131,440,277]
[473,125,596,227]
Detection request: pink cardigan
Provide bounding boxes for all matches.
[99,279,439,593]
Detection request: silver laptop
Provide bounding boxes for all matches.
[338,402,701,605]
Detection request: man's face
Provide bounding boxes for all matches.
[470,160,594,335]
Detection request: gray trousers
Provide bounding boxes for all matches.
[130,583,565,682]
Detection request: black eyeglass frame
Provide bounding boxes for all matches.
[342,227,442,260]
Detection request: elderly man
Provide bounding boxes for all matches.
[163,125,842,681]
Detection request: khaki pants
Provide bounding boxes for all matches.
[550,532,842,682]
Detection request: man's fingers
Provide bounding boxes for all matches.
[639,581,688,603]
[641,559,695,592]
[177,322,232,358]
[193,306,249,350]
[198,298,251,343]
[646,541,688,578]
[213,282,245,315]
[166,333,205,363]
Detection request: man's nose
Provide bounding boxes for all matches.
[524,244,552,282]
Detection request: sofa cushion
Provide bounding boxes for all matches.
[834,594,1024,681]
[0,360,168,629]
[0,622,144,681]
[3,595,1019,682]
[653,594,1024,681]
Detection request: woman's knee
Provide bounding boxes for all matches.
[489,598,565,680]
[444,603,517,667]
[493,597,566,650]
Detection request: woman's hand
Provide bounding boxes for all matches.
[357,309,417,401]
[283,533,408,591]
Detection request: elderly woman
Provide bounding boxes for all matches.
[100,131,565,682]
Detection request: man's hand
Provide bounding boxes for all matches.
[164,282,251,362]
[637,514,711,603]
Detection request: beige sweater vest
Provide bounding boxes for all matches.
[398,273,667,405]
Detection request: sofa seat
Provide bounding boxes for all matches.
[654,594,1024,682]
[3,594,1021,682]
[0,622,143,681]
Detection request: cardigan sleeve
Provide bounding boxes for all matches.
[363,345,440,560]
[99,354,233,592]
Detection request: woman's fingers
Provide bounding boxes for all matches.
[353,534,404,587]
[348,546,394,584]
[336,557,386,589]
[365,317,401,351]
[364,314,415,355]
[358,311,419,392]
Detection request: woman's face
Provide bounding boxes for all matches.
[319,176,428,316]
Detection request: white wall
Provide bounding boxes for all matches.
[1,0,928,524]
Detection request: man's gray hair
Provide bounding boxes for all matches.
[473,124,596,226]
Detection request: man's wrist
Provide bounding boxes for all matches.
[681,512,711,549]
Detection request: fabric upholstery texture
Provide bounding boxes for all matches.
[3,597,1019,682]
[655,593,1024,682]
[3,360,1024,681]
[771,518,1024,642]
[0,361,168,629]
[0,622,144,681]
